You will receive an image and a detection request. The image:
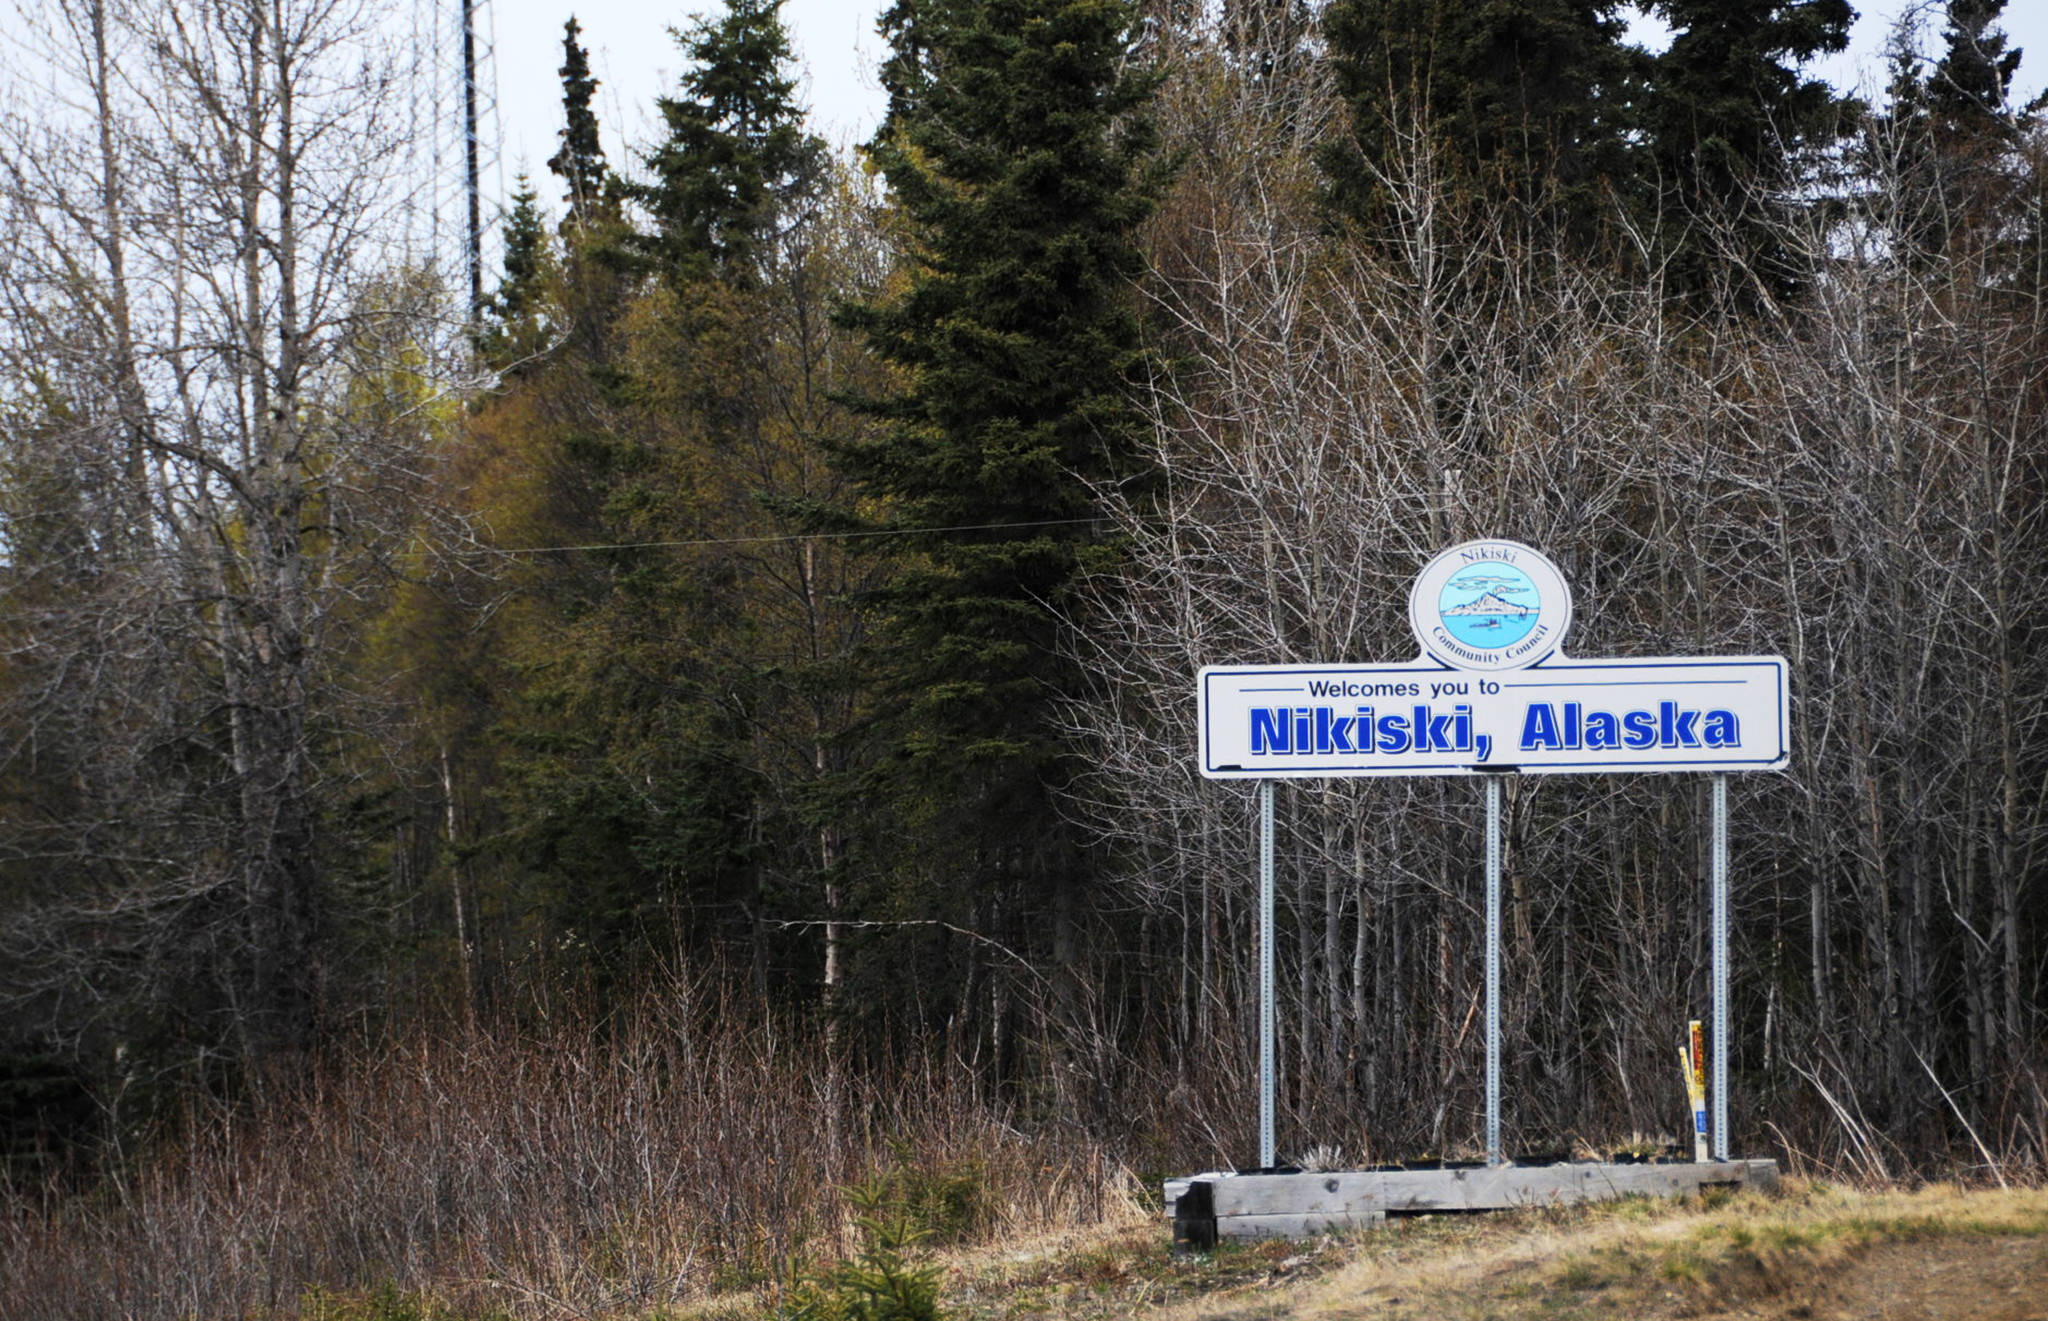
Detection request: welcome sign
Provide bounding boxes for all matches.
[1197,541,1790,779]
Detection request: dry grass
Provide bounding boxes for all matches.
[701,1179,2048,1321]
[4,960,2042,1321]
[1102,1180,2048,1321]
[0,974,1131,1320]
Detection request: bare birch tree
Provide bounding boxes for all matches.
[0,0,464,1079]
[1060,21,2046,1170]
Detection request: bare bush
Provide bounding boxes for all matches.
[0,0,480,1082]
[0,971,1132,1319]
[1057,38,2048,1178]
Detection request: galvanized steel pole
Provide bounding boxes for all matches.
[1486,776,1503,1167]
[1711,774,1730,1161]
[1259,779,1276,1171]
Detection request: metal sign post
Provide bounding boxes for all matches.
[1711,773,1730,1161]
[1200,540,1788,1173]
[1259,779,1276,1171]
[1485,776,1503,1167]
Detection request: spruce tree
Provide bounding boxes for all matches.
[484,2,884,999]
[478,175,553,372]
[543,16,632,362]
[633,0,826,285]
[497,177,548,313]
[1929,0,2025,141]
[836,0,1163,1030]
[1872,5,2034,267]
[547,17,610,229]
[1645,0,1853,303]
[1320,0,1645,245]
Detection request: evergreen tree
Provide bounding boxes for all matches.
[543,16,634,364]
[633,0,827,285]
[526,2,839,992]
[1870,5,2035,270]
[1319,0,1645,243]
[478,175,554,372]
[461,6,888,1001]
[547,17,611,229]
[835,0,1164,1038]
[1929,0,2025,142]
[496,177,549,314]
[1645,0,1853,303]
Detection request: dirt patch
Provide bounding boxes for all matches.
[1701,1234,2048,1321]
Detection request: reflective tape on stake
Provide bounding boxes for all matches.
[1688,1020,1709,1163]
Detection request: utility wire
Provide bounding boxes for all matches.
[479,517,1104,557]
[0,518,1110,576]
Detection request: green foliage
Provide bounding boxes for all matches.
[633,0,828,284]
[1320,0,1858,292]
[1861,6,2037,272]
[1928,0,2026,136]
[1644,0,1854,301]
[548,17,611,227]
[777,1174,945,1321]
[477,175,555,371]
[839,0,1163,764]
[880,1142,995,1246]
[1320,0,1646,245]
[821,0,1172,1068]
[424,0,893,1006]
[495,177,549,320]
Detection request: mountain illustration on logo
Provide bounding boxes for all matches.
[1409,540,1573,669]
[1443,591,1535,618]
[1436,566,1542,649]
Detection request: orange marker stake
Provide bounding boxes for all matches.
[1685,1019,1709,1162]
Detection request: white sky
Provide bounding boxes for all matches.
[487,0,889,192]
[5,0,2041,244]
[484,0,2048,220]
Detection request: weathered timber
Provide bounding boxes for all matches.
[1163,1170,1237,1208]
[1201,1210,1388,1240]
[1169,1159,1779,1246]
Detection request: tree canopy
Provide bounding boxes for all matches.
[0,2,2044,1266]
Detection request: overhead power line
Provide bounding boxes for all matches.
[481,517,1105,557]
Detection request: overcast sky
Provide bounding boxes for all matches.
[482,0,2048,218]
[487,0,888,189]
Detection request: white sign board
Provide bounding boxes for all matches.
[1196,539,1791,780]
[1197,657,1789,778]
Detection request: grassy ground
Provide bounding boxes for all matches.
[919,1180,2048,1321]
[281,1176,2048,1319]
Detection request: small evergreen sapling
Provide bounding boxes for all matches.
[776,1174,944,1321]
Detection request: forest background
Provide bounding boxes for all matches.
[0,0,2045,1315]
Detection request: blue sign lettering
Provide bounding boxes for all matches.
[1519,701,1742,753]
[1249,704,1476,757]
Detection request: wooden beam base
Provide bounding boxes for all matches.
[1169,1159,1780,1247]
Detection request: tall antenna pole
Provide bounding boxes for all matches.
[460,0,482,321]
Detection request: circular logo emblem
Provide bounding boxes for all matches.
[1408,540,1572,672]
